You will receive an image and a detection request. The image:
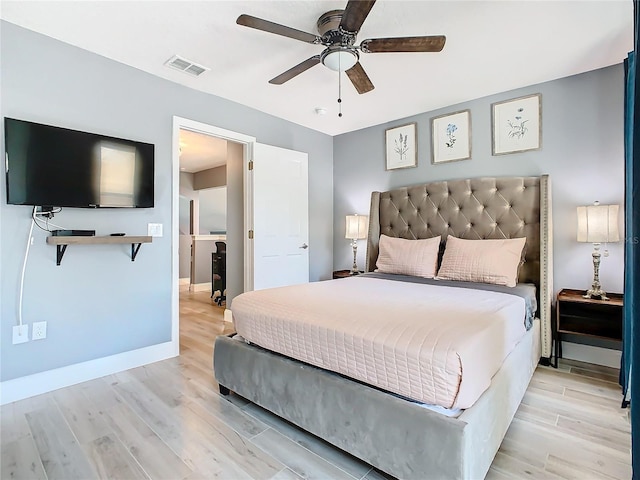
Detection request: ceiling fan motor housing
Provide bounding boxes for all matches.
[317,10,355,45]
[316,10,344,36]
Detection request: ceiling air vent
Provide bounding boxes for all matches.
[164,55,209,77]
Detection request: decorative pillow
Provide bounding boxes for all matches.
[436,235,527,287]
[376,235,441,278]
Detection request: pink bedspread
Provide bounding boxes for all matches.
[231,276,527,409]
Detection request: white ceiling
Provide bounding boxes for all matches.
[1,1,634,136]
[179,129,227,173]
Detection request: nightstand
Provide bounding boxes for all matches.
[555,288,623,364]
[333,270,363,279]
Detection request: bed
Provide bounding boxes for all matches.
[214,175,553,479]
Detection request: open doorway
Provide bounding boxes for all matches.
[177,127,240,356]
[178,129,227,293]
[171,116,256,357]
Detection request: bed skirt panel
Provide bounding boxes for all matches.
[214,320,539,480]
[214,335,466,478]
[460,318,540,478]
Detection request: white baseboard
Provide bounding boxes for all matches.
[191,282,211,292]
[224,309,233,323]
[0,341,176,405]
[179,278,190,292]
[561,342,622,369]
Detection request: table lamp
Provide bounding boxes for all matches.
[345,214,369,275]
[577,201,620,300]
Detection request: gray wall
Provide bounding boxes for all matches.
[0,22,333,382]
[334,64,625,297]
[178,195,191,279]
[225,141,244,303]
[179,172,198,231]
[194,165,226,190]
[178,173,197,280]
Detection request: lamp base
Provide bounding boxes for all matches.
[350,239,359,274]
[584,246,609,300]
[583,288,609,301]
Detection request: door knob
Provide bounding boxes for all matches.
[299,243,308,249]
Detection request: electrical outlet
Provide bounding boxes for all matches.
[32,321,47,340]
[148,223,163,237]
[12,325,29,344]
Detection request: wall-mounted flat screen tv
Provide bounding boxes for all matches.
[4,118,154,208]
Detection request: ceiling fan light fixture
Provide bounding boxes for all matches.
[321,49,358,72]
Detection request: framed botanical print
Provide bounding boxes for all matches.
[385,123,417,170]
[492,94,541,155]
[431,110,471,164]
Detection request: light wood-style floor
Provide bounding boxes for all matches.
[1,290,631,480]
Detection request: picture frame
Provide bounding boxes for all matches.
[385,123,417,170]
[492,93,541,155]
[430,109,471,164]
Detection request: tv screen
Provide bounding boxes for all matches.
[4,118,154,208]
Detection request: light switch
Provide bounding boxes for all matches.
[148,223,163,237]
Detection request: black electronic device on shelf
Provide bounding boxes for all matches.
[51,229,96,237]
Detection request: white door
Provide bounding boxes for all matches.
[252,143,309,290]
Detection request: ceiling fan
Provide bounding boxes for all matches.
[236,0,446,95]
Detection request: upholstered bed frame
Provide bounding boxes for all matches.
[214,175,553,479]
[366,175,553,357]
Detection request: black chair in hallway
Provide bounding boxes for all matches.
[211,242,226,306]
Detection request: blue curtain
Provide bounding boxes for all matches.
[622,0,639,476]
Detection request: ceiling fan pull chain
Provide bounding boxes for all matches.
[338,54,343,118]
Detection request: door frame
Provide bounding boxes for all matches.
[171,116,255,354]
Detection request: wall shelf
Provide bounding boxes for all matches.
[46,235,153,265]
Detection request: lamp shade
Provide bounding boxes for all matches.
[577,203,620,243]
[345,214,369,240]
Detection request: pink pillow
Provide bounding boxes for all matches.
[436,235,526,287]
[376,235,441,278]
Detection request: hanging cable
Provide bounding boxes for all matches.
[32,207,66,232]
[18,207,36,327]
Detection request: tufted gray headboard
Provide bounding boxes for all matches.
[365,176,553,358]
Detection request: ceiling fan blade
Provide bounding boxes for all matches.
[361,36,446,53]
[269,56,322,85]
[345,62,374,94]
[237,14,321,44]
[339,0,376,33]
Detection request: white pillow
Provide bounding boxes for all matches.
[376,235,441,278]
[436,235,526,287]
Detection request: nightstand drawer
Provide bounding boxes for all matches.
[557,304,622,339]
[556,289,623,342]
[333,269,363,279]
